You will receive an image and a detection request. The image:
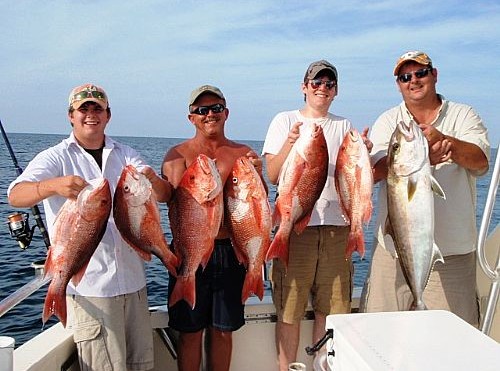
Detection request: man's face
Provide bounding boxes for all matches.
[68,102,110,146]
[302,72,337,108]
[188,94,228,138]
[396,62,437,103]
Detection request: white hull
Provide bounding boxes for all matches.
[9,225,500,370]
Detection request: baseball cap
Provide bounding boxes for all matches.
[188,85,225,107]
[68,84,109,110]
[304,60,338,81]
[393,51,433,76]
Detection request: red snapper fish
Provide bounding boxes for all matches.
[168,154,223,309]
[266,123,329,267]
[113,165,179,276]
[335,129,374,258]
[43,178,112,326]
[225,156,272,303]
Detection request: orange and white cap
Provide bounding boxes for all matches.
[393,51,433,76]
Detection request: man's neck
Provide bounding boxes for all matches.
[406,95,442,126]
[300,105,329,119]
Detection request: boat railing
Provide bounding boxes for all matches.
[0,261,50,319]
[477,143,500,336]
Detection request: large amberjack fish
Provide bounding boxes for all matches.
[225,156,272,303]
[335,129,374,258]
[385,120,445,310]
[266,123,329,267]
[113,165,179,276]
[168,154,223,309]
[43,178,112,326]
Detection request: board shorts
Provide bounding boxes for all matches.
[271,225,353,324]
[360,243,480,326]
[168,239,246,332]
[67,286,154,371]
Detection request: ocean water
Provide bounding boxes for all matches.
[0,132,498,347]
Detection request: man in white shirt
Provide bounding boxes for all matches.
[262,60,370,370]
[8,83,172,370]
[360,51,490,325]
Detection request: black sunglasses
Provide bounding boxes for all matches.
[398,67,432,83]
[309,79,337,90]
[190,103,225,115]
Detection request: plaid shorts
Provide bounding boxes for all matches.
[271,225,352,324]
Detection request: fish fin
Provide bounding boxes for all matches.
[43,247,55,278]
[126,241,153,261]
[432,243,445,265]
[407,178,418,201]
[362,200,373,224]
[293,214,312,234]
[43,281,68,327]
[345,230,365,259]
[200,244,216,269]
[265,232,289,268]
[231,243,249,267]
[430,175,446,199]
[384,217,394,239]
[159,249,180,277]
[272,201,282,227]
[241,267,264,304]
[71,263,89,287]
[168,276,196,310]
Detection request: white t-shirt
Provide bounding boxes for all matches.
[370,96,490,256]
[262,109,352,226]
[8,132,149,297]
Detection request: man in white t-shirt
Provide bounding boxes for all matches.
[360,51,490,326]
[262,60,370,370]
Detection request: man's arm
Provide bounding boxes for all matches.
[8,176,88,208]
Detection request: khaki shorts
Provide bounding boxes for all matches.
[360,243,480,326]
[67,287,154,371]
[271,226,352,324]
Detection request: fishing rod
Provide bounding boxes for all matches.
[1,118,51,249]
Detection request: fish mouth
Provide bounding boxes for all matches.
[397,121,416,142]
[124,165,141,180]
[348,129,360,142]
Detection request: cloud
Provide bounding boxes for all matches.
[0,1,498,144]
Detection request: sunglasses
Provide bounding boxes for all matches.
[309,79,337,90]
[72,90,107,102]
[398,67,432,83]
[190,103,225,115]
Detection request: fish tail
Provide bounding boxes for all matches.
[345,229,365,259]
[265,233,289,267]
[241,268,264,304]
[168,276,196,309]
[43,282,68,327]
[410,299,427,311]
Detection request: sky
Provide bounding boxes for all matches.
[1,0,499,146]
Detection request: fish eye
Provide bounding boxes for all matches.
[232,177,238,184]
[392,143,400,151]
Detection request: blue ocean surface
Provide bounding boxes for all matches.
[0,133,498,347]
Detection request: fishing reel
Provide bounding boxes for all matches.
[7,212,35,250]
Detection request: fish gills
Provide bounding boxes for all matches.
[168,154,223,309]
[114,164,179,275]
[266,123,329,267]
[335,129,374,258]
[43,178,112,326]
[225,156,272,303]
